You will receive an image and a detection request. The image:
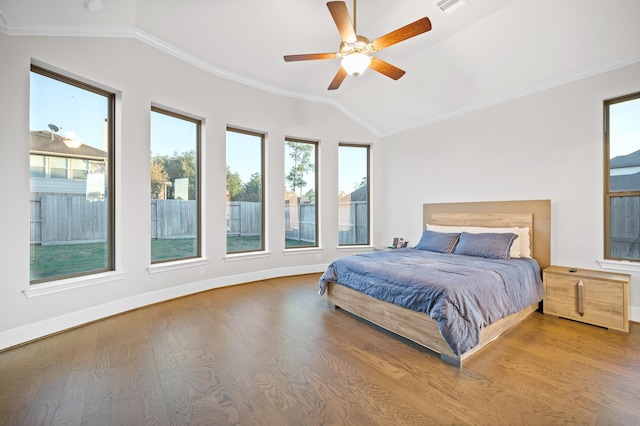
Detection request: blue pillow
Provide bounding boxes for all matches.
[415,230,460,254]
[453,232,519,260]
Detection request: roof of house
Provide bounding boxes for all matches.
[339,184,368,202]
[611,149,640,169]
[30,131,107,160]
[610,172,640,191]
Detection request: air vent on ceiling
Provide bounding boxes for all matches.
[436,0,469,14]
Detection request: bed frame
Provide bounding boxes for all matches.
[326,199,551,367]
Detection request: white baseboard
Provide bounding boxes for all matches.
[631,306,640,323]
[0,264,328,351]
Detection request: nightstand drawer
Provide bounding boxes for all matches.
[543,266,630,332]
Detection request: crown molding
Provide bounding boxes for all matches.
[2,20,637,139]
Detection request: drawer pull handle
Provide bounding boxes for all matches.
[577,280,584,316]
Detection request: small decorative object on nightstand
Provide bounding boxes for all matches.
[542,266,631,332]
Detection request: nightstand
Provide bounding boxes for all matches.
[542,266,630,332]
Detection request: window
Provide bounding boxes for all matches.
[50,156,68,179]
[604,91,640,261]
[72,159,89,180]
[284,139,318,248]
[29,65,115,283]
[150,107,201,263]
[30,155,45,178]
[226,128,264,253]
[338,144,370,245]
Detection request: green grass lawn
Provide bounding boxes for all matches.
[30,236,316,281]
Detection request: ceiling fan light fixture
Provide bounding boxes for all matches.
[341,53,371,77]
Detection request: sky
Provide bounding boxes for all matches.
[227,131,367,195]
[609,97,640,159]
[30,72,108,149]
[36,70,640,192]
[30,71,368,196]
[150,110,196,156]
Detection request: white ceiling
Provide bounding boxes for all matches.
[1,0,639,136]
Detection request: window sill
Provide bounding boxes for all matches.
[23,271,125,298]
[224,251,271,262]
[597,259,640,274]
[337,245,374,253]
[283,247,323,256]
[147,257,209,274]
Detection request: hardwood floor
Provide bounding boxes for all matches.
[1,273,639,425]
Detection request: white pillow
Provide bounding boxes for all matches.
[518,227,531,258]
[426,224,523,258]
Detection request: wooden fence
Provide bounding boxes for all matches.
[31,195,372,246]
[30,195,198,244]
[31,194,108,245]
[227,201,262,236]
[610,196,640,258]
[338,201,368,245]
[151,199,197,239]
[285,203,316,242]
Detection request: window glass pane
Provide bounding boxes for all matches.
[609,97,640,192]
[338,145,369,245]
[605,92,640,262]
[150,109,200,263]
[30,154,45,178]
[50,157,68,179]
[72,159,89,180]
[226,129,264,253]
[284,140,317,248]
[30,67,113,283]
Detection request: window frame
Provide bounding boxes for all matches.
[338,143,371,247]
[150,106,202,264]
[30,64,116,284]
[226,127,266,254]
[284,137,319,249]
[603,90,640,262]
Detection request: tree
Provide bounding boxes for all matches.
[285,142,314,202]
[303,188,315,203]
[150,160,170,199]
[153,150,196,199]
[239,172,262,202]
[226,166,243,200]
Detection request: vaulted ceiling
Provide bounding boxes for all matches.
[1,0,639,136]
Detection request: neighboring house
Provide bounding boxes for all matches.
[610,149,640,191]
[29,130,107,195]
[339,184,368,203]
[30,130,109,245]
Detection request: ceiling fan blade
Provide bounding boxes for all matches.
[284,53,338,62]
[327,1,357,43]
[369,57,406,80]
[371,17,432,51]
[328,67,348,90]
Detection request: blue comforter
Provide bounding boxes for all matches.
[318,248,543,355]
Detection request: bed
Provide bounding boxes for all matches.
[319,200,551,367]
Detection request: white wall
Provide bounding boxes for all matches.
[382,62,640,321]
[1,32,639,349]
[0,33,383,349]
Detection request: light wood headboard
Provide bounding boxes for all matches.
[423,200,551,269]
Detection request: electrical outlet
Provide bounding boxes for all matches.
[199,266,205,276]
[316,254,322,261]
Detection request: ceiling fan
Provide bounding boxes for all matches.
[284,0,432,90]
